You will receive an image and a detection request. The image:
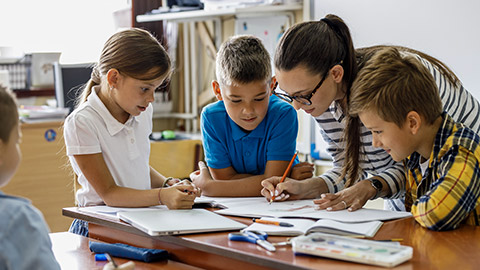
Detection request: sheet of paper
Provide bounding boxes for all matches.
[214,198,411,222]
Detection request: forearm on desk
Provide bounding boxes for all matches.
[201,175,265,197]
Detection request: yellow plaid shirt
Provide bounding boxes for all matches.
[405,113,480,230]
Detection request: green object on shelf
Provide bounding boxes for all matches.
[162,130,176,140]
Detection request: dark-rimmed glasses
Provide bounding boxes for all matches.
[273,72,328,106]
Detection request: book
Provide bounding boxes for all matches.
[245,217,383,237]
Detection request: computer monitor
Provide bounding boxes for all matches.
[53,62,94,114]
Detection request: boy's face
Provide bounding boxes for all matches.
[0,124,22,187]
[214,80,272,131]
[359,109,416,162]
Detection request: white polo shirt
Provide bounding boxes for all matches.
[64,86,152,206]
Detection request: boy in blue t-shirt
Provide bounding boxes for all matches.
[190,35,313,197]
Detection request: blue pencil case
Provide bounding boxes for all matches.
[89,241,168,262]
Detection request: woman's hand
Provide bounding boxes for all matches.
[313,180,375,211]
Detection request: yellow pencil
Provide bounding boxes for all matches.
[270,151,298,203]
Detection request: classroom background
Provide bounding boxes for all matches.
[0,0,478,233]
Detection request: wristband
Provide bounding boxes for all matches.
[162,177,173,187]
[157,189,163,205]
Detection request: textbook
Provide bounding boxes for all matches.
[118,208,246,236]
[245,217,383,237]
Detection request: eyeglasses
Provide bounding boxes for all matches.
[273,72,328,105]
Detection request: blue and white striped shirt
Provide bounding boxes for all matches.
[314,51,480,211]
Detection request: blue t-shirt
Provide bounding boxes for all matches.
[201,95,299,175]
[0,191,60,270]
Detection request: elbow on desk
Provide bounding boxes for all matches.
[412,203,463,231]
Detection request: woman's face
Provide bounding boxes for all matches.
[274,65,343,117]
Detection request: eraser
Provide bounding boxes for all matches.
[95,253,108,261]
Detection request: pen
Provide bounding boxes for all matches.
[253,218,294,227]
[105,253,118,268]
[270,151,298,203]
[376,238,403,242]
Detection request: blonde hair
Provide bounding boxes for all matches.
[349,47,442,126]
[0,85,19,143]
[77,28,172,106]
[216,35,271,87]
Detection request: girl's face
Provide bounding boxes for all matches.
[0,124,21,188]
[107,69,166,123]
[274,65,343,117]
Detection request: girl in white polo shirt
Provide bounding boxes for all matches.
[64,28,200,236]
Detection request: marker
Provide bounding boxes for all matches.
[270,151,298,203]
[253,218,294,227]
[376,238,403,242]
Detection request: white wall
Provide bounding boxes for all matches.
[312,0,480,99]
[0,0,129,64]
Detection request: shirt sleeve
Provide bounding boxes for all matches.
[0,203,60,270]
[64,112,102,156]
[411,146,480,230]
[201,109,231,169]
[266,106,299,163]
[318,128,406,198]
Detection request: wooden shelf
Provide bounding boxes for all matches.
[13,88,55,98]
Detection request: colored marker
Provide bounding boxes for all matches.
[253,218,294,227]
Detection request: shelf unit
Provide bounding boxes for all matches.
[136,3,303,132]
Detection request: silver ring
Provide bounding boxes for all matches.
[341,200,347,209]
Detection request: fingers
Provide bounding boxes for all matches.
[314,193,348,211]
[313,192,365,212]
[198,161,207,170]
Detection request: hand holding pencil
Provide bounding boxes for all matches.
[268,152,298,203]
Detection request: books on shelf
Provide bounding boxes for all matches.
[18,105,69,123]
[245,217,383,237]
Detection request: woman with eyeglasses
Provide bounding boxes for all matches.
[261,14,480,212]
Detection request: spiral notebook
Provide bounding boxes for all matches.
[118,209,246,236]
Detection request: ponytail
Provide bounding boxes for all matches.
[76,65,101,107]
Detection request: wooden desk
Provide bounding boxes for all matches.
[50,232,201,270]
[63,207,480,269]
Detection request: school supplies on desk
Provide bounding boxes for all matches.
[228,231,276,252]
[117,208,246,236]
[253,218,293,227]
[291,233,413,267]
[246,217,383,237]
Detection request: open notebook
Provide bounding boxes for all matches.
[118,209,246,236]
[245,217,383,237]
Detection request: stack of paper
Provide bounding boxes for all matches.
[19,105,69,123]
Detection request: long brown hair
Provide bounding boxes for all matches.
[274,14,357,90]
[76,28,172,106]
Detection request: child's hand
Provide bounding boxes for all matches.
[189,161,213,191]
[290,162,314,180]
[165,177,181,186]
[159,184,198,209]
[172,179,202,197]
